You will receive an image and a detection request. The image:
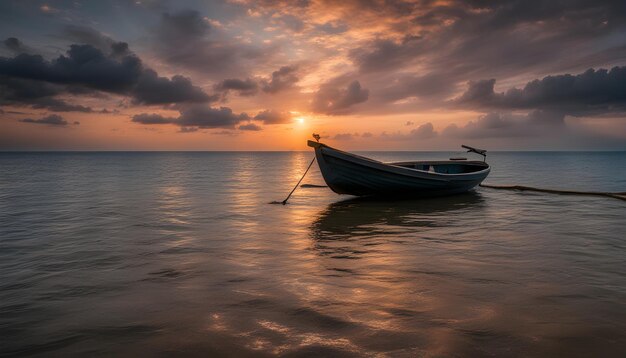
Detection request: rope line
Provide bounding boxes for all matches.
[270,157,316,205]
[480,184,626,201]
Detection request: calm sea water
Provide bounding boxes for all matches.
[1,151,626,357]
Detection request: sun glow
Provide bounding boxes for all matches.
[296,117,305,124]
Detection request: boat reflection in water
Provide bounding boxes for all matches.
[305,190,623,356]
[303,193,528,356]
[310,192,485,259]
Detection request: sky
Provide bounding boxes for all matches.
[1,0,626,150]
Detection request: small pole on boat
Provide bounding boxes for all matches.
[462,144,487,162]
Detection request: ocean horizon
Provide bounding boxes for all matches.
[3,150,626,152]
[2,151,626,356]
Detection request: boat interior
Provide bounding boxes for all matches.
[390,161,489,174]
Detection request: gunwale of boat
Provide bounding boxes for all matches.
[309,140,490,178]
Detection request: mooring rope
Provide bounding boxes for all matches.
[270,157,317,205]
[479,184,626,201]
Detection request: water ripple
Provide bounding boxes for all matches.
[1,151,625,356]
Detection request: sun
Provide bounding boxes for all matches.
[296,117,305,124]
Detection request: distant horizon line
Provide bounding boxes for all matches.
[2,149,626,153]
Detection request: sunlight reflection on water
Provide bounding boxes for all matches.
[1,151,626,356]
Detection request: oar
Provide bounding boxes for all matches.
[270,157,316,205]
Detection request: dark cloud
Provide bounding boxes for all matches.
[262,66,299,93]
[0,42,213,110]
[0,76,96,112]
[178,127,199,133]
[346,0,626,112]
[466,0,626,35]
[0,45,142,92]
[274,14,305,32]
[153,10,270,77]
[411,122,437,139]
[158,10,209,44]
[380,72,456,103]
[131,107,292,131]
[350,35,424,73]
[456,66,626,115]
[133,69,210,104]
[375,111,576,142]
[1,76,60,101]
[312,79,369,115]
[178,105,249,128]
[155,10,214,68]
[110,42,130,58]
[214,78,259,96]
[63,25,114,52]
[19,114,73,126]
[52,44,142,92]
[456,79,497,106]
[31,98,94,113]
[253,109,291,124]
[214,66,299,97]
[420,1,626,67]
[131,113,177,125]
[4,37,21,51]
[4,37,28,54]
[132,105,249,130]
[442,111,565,139]
[380,122,438,140]
[61,25,131,58]
[213,130,238,136]
[238,123,263,131]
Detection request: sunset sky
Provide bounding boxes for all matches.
[1,0,625,150]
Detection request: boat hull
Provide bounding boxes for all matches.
[310,142,490,197]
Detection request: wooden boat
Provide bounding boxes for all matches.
[307,140,490,197]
